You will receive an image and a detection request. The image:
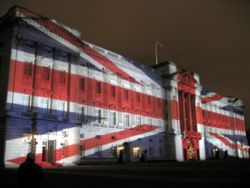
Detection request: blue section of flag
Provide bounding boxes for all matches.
[5,103,100,140]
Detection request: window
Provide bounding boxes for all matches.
[24,63,32,76]
[124,114,129,127]
[147,96,151,105]
[136,93,140,103]
[43,66,50,80]
[124,90,129,100]
[22,95,30,111]
[40,98,49,113]
[111,86,116,97]
[157,98,161,107]
[98,109,102,123]
[136,116,141,125]
[110,111,116,126]
[57,101,65,112]
[147,118,152,125]
[44,46,53,57]
[94,108,102,124]
[158,120,161,127]
[59,71,66,84]
[25,40,35,49]
[79,78,85,91]
[59,51,68,61]
[79,106,85,121]
[96,82,101,94]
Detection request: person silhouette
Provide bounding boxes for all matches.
[118,150,124,164]
[17,152,44,188]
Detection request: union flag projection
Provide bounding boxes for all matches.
[0,6,248,167]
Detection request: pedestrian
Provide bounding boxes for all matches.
[224,150,228,159]
[140,152,145,162]
[140,150,148,163]
[17,152,44,188]
[143,150,148,162]
[118,150,124,164]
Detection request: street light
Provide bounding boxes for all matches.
[155,41,163,65]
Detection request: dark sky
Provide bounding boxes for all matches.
[1,0,250,128]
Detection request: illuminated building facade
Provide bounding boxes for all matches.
[0,6,248,167]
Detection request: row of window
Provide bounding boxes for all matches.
[21,95,161,127]
[202,110,245,130]
[24,63,66,84]
[23,69,157,106]
[23,64,153,103]
[24,39,69,61]
[86,107,157,127]
[81,80,155,105]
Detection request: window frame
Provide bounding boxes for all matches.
[79,78,85,91]
[96,82,101,94]
[24,63,32,77]
[42,66,50,80]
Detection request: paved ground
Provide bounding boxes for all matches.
[1,159,250,188]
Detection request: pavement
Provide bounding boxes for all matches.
[1,159,250,188]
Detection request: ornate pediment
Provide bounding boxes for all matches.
[178,72,197,86]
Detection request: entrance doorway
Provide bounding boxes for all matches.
[48,140,56,163]
[123,142,131,162]
[183,138,199,160]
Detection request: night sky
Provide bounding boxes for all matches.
[1,0,250,128]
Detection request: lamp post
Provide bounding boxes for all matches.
[155,41,163,65]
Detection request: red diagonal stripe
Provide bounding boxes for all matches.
[83,46,140,84]
[16,7,83,48]
[81,124,158,150]
[209,132,234,149]
[201,94,223,104]
[8,125,159,165]
[209,132,247,152]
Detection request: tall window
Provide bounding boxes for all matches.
[185,94,190,131]
[25,40,35,49]
[111,86,116,97]
[59,71,66,84]
[191,95,197,132]
[110,111,116,126]
[79,78,85,91]
[22,95,30,111]
[158,120,161,127]
[124,114,129,127]
[57,101,65,112]
[44,46,53,58]
[98,109,102,123]
[136,93,141,103]
[96,82,101,94]
[95,109,102,123]
[79,106,85,121]
[136,116,141,125]
[147,95,151,105]
[43,66,50,80]
[40,98,49,113]
[24,63,32,76]
[147,118,152,125]
[124,90,129,100]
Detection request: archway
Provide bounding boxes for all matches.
[123,142,131,162]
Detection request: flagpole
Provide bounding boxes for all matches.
[155,41,163,65]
